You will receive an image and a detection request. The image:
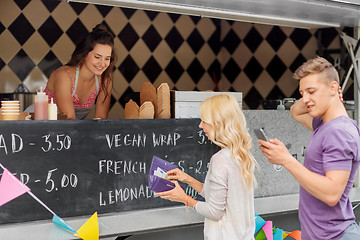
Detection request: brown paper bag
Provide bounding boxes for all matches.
[140,82,157,113]
[124,99,140,119]
[156,83,170,119]
[139,101,154,119]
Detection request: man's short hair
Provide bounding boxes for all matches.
[293,56,339,83]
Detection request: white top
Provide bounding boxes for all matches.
[195,148,255,240]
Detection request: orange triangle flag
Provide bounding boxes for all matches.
[74,212,99,240]
[288,230,301,240]
[0,168,30,207]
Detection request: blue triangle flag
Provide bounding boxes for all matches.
[52,214,77,234]
[255,213,266,234]
[273,228,283,240]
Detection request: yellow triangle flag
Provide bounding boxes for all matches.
[283,232,289,238]
[74,212,99,240]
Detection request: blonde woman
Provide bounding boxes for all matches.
[157,94,256,240]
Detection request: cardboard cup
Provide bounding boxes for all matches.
[2,109,20,113]
[1,113,20,121]
[1,106,20,111]
[1,100,20,105]
[2,104,20,108]
[2,101,20,103]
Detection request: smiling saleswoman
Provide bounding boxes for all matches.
[43,23,117,120]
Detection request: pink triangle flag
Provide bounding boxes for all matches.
[0,168,30,207]
[262,221,273,240]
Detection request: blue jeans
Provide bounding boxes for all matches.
[339,222,360,240]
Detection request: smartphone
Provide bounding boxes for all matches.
[254,128,269,141]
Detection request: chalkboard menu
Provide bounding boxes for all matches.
[0,111,313,225]
[0,119,218,224]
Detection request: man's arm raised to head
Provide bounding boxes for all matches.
[290,99,313,131]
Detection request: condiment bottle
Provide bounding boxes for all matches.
[34,87,48,120]
[277,100,285,110]
[48,98,57,120]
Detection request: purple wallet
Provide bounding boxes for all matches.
[148,156,178,192]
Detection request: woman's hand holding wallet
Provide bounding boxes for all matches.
[156,168,188,203]
[168,168,204,194]
[166,168,191,183]
[156,181,188,203]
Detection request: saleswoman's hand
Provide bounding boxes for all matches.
[167,168,190,183]
[156,181,188,203]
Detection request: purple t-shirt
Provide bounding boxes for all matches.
[299,116,360,240]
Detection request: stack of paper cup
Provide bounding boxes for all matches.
[1,100,20,120]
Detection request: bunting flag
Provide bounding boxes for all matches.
[255,213,266,234]
[262,221,273,240]
[52,214,77,234]
[0,168,30,207]
[288,230,301,240]
[273,228,283,240]
[74,212,99,240]
[255,229,267,240]
[254,213,301,240]
[283,232,289,238]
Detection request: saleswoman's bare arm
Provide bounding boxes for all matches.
[94,78,112,119]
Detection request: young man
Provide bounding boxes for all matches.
[258,56,360,239]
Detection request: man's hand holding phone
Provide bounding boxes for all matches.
[254,128,293,167]
[254,128,270,148]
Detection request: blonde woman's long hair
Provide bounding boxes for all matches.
[200,94,257,191]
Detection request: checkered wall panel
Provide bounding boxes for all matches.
[0,0,352,118]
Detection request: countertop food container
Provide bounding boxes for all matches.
[171,91,242,118]
[0,84,35,111]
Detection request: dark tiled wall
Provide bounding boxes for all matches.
[0,0,352,118]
